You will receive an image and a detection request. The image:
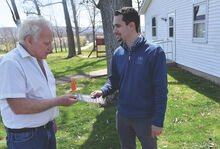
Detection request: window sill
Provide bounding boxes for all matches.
[192,38,208,43]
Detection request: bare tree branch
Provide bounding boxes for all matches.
[81,0,101,52]
[39,2,62,7]
[78,26,91,33]
[23,0,41,15]
[24,11,39,16]
[33,0,41,15]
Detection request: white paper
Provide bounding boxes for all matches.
[75,93,104,104]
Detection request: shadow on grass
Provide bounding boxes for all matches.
[53,58,106,78]
[167,65,220,104]
[79,104,121,149]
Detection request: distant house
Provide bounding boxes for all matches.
[139,0,220,85]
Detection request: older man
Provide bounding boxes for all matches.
[0,17,78,149]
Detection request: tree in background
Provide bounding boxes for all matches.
[4,0,137,59]
[134,0,142,32]
[0,28,17,51]
[135,0,142,10]
[70,0,81,55]
[38,0,77,58]
[53,38,57,53]
[80,0,101,56]
[6,0,21,26]
[53,18,65,52]
[114,0,132,8]
[23,0,41,16]
[62,0,76,58]
[97,0,132,75]
[21,0,77,58]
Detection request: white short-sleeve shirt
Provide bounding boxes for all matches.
[0,44,59,129]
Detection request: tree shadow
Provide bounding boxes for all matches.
[53,58,106,78]
[167,65,220,104]
[79,104,121,149]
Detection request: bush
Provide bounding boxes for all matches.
[74,36,87,47]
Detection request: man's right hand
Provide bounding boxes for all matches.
[55,95,78,106]
[90,90,103,98]
[7,95,78,114]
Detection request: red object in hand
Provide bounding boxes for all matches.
[71,77,77,91]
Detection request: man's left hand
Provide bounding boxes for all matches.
[151,125,163,138]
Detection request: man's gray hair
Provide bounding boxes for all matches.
[18,16,53,44]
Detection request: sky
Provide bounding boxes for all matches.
[0,0,144,28]
[0,0,91,27]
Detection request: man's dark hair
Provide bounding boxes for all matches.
[114,7,140,32]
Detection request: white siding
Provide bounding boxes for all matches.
[144,0,220,77]
[145,0,176,41]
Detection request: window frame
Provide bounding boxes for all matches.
[168,16,174,38]
[192,0,208,43]
[151,16,157,38]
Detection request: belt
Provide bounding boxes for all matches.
[6,121,52,133]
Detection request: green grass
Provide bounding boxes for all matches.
[47,50,106,78]
[79,45,106,58]
[55,78,120,149]
[161,66,220,148]
[0,52,219,149]
[0,52,7,55]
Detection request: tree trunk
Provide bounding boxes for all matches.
[92,6,96,54]
[59,38,63,52]
[136,0,141,33]
[62,0,76,58]
[97,0,132,105]
[92,25,96,53]
[33,0,41,15]
[70,0,81,55]
[7,0,21,26]
[64,41,67,52]
[121,0,132,7]
[97,0,118,76]
[53,39,57,53]
[113,0,132,9]
[97,0,132,75]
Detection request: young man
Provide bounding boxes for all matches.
[91,7,168,149]
[0,17,78,149]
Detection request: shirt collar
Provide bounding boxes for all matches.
[121,35,144,51]
[17,44,32,58]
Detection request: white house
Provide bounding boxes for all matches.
[139,0,220,85]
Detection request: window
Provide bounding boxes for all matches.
[193,1,207,42]
[169,17,174,37]
[152,17,156,37]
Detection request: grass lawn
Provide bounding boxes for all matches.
[0,52,6,55]
[0,51,219,149]
[46,49,107,78]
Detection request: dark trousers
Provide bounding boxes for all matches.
[116,111,157,149]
